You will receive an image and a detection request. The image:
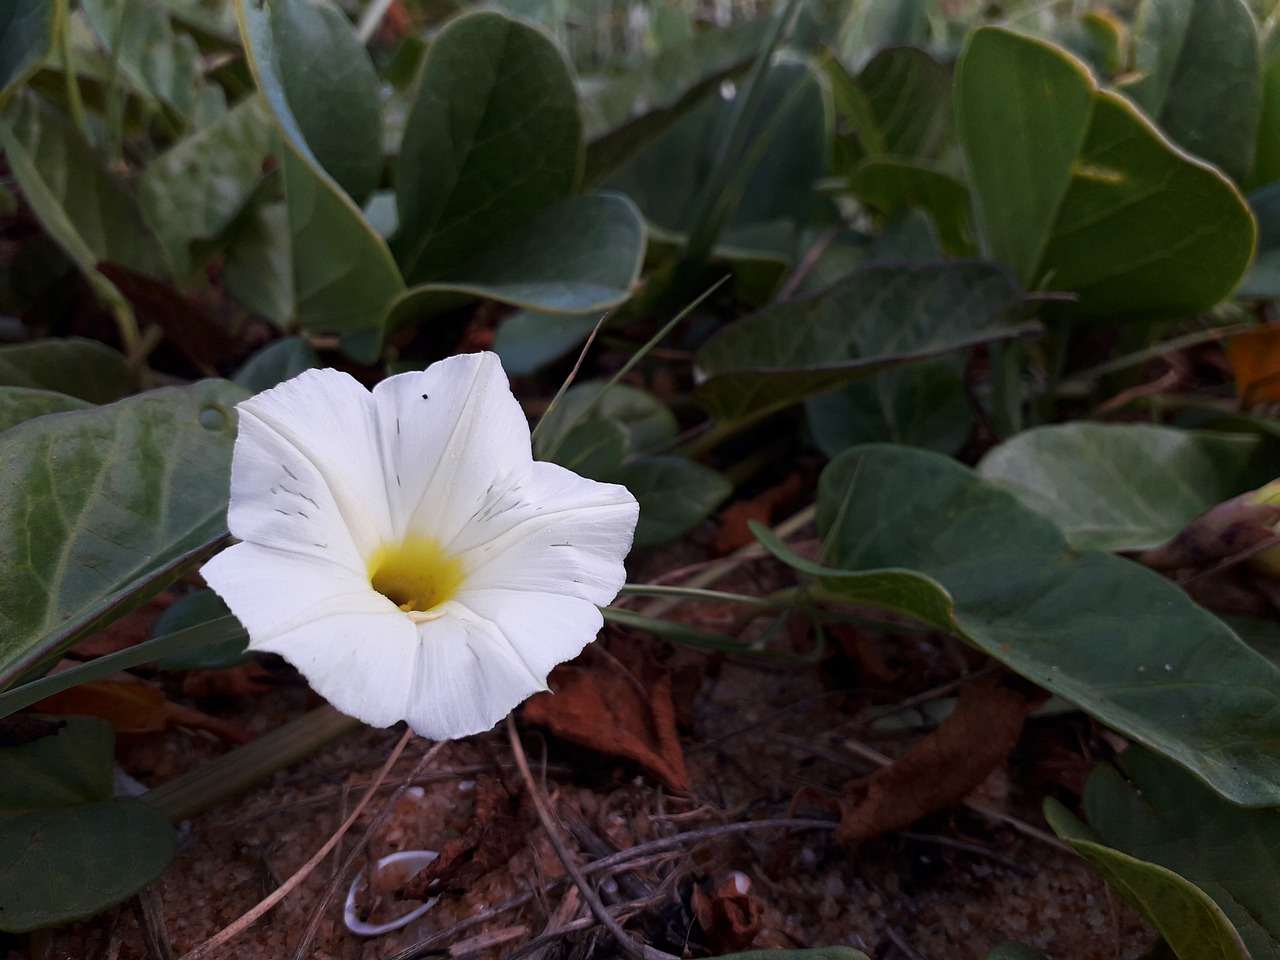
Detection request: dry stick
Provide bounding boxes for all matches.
[289,739,449,960]
[506,717,680,960]
[175,728,416,960]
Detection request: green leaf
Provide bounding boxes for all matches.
[816,444,1280,806]
[384,193,646,330]
[977,424,1280,552]
[956,27,1255,319]
[847,159,975,255]
[0,338,131,404]
[548,419,629,479]
[613,456,732,548]
[1046,793,1250,960]
[825,45,951,161]
[0,717,177,933]
[1124,0,1260,184]
[238,0,403,342]
[0,380,244,689]
[153,591,248,670]
[1251,42,1280,188]
[581,20,769,187]
[233,336,321,394]
[393,10,581,285]
[222,199,294,326]
[0,387,92,433]
[1239,182,1280,298]
[535,382,678,461]
[805,357,973,457]
[0,0,58,106]
[695,260,1027,423]
[493,310,601,374]
[265,0,382,207]
[137,95,277,278]
[0,89,170,282]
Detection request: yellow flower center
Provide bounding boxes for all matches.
[368,535,465,623]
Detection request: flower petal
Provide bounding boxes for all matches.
[454,460,638,606]
[372,353,533,542]
[233,369,394,561]
[453,589,605,678]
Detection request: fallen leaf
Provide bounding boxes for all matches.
[180,662,274,700]
[400,774,534,900]
[522,643,691,793]
[29,679,254,744]
[69,594,175,659]
[836,676,1030,846]
[692,872,764,953]
[1228,327,1280,404]
[715,474,805,555]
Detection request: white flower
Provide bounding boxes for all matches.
[201,352,639,740]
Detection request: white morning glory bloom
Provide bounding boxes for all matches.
[202,352,639,740]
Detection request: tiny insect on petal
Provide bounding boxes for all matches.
[202,352,639,740]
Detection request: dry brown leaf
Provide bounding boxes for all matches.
[522,643,691,793]
[30,679,254,744]
[180,662,274,700]
[836,676,1030,846]
[714,474,805,555]
[691,872,763,953]
[400,774,535,900]
[69,594,175,659]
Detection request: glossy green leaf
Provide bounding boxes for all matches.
[238,0,403,341]
[614,456,732,548]
[393,11,581,285]
[548,419,629,480]
[493,310,601,374]
[1069,748,1280,959]
[977,424,1279,552]
[847,159,974,255]
[695,261,1027,423]
[825,45,951,161]
[137,95,276,278]
[384,193,646,331]
[0,717,176,933]
[0,89,170,281]
[805,357,972,457]
[0,338,131,404]
[0,380,244,688]
[265,0,381,207]
[956,27,1254,319]
[1124,0,1260,184]
[0,0,58,106]
[0,387,91,433]
[581,20,768,186]
[816,444,1280,806]
[233,336,321,394]
[1046,794,1250,960]
[535,382,678,462]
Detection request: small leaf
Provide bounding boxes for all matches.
[233,337,321,394]
[1124,0,1260,184]
[977,424,1280,552]
[614,457,732,548]
[0,717,176,933]
[547,419,629,480]
[535,381,678,462]
[825,45,951,161]
[222,200,294,327]
[393,10,581,284]
[0,387,92,433]
[0,380,245,688]
[493,310,602,375]
[956,27,1255,319]
[0,338,131,404]
[695,260,1027,423]
[847,159,974,255]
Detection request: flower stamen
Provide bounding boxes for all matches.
[369,535,465,623]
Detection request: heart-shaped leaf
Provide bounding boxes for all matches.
[978,424,1280,552]
[695,260,1027,423]
[956,27,1254,319]
[0,380,244,688]
[614,456,733,548]
[0,717,176,932]
[393,10,581,285]
[0,338,131,403]
[825,45,951,162]
[808,444,1280,806]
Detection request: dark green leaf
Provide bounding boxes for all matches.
[535,382,678,461]
[1124,0,1260,184]
[977,424,1279,552]
[614,456,732,547]
[0,339,131,404]
[956,27,1254,319]
[233,336,321,394]
[0,717,177,933]
[0,0,57,105]
[548,419,629,480]
[847,159,974,255]
[222,199,293,326]
[695,261,1027,423]
[825,45,951,161]
[0,380,244,688]
[816,444,1280,806]
[493,310,601,375]
[1239,182,1280,298]
[153,591,248,670]
[266,0,382,207]
[393,10,581,284]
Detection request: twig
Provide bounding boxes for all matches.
[506,716,679,960]
[290,740,448,960]
[175,728,416,960]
